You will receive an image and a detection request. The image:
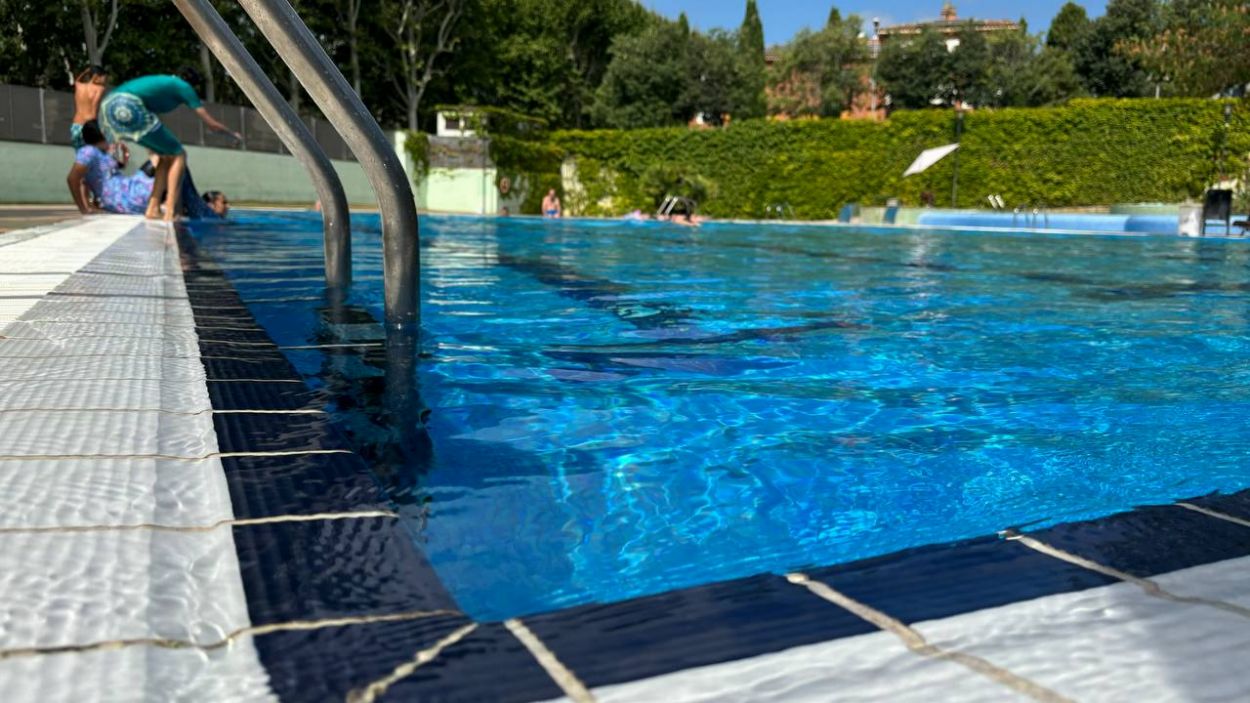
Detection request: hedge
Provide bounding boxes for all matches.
[543,99,1249,219]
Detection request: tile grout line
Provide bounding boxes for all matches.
[1001,529,1250,620]
[0,449,353,462]
[1176,502,1250,530]
[0,379,306,384]
[0,509,399,536]
[786,573,1073,703]
[505,618,597,703]
[0,408,326,416]
[345,624,480,703]
[0,610,465,662]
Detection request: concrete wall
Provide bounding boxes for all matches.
[0,140,375,206]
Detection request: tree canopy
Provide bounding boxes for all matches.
[0,1,1242,133]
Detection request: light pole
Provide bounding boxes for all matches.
[870,18,881,117]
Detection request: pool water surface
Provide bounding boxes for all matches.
[191,213,1250,620]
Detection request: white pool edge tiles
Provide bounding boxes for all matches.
[0,221,276,702]
[562,555,1250,703]
[0,217,139,330]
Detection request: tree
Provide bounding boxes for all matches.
[1122,0,1250,97]
[989,30,1085,107]
[737,0,767,119]
[592,22,690,128]
[80,0,120,67]
[335,0,367,95]
[878,28,955,109]
[1071,0,1161,98]
[1047,2,1090,51]
[382,0,467,130]
[685,29,759,125]
[766,10,866,118]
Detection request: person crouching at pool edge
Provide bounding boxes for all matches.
[100,68,242,221]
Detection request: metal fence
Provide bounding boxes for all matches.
[0,82,355,161]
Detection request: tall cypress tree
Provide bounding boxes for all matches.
[740,0,766,65]
[738,0,767,119]
[827,7,842,29]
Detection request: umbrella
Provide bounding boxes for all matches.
[904,144,960,177]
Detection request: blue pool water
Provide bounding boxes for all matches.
[193,213,1250,620]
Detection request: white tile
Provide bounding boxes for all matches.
[0,458,233,529]
[915,557,1250,703]
[0,528,251,649]
[0,638,276,703]
[585,629,1026,703]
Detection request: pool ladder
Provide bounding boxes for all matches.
[1013,204,1049,229]
[172,0,419,330]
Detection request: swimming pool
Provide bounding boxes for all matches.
[190,213,1250,621]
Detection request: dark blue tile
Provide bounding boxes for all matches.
[1183,489,1250,523]
[212,412,344,453]
[524,573,874,690]
[206,380,322,412]
[1029,505,1250,579]
[223,453,390,518]
[202,356,299,381]
[232,517,459,626]
[384,622,566,703]
[808,536,1117,625]
[256,615,478,703]
[254,618,562,703]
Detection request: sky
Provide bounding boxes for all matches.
[641,1,1111,45]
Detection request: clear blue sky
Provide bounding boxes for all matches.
[641,1,1109,45]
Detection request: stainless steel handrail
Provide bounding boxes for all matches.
[172,0,352,291]
[236,0,420,330]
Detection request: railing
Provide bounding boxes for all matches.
[230,0,420,330]
[0,82,355,161]
[172,0,351,291]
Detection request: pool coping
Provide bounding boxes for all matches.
[174,222,1250,702]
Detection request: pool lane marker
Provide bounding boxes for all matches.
[785,573,1072,703]
[345,623,480,703]
[0,609,464,662]
[505,618,597,703]
[1176,502,1250,530]
[0,510,398,536]
[1001,529,1250,620]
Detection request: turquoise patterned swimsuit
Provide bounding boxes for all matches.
[74,146,155,214]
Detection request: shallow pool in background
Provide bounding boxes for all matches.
[191,213,1250,620]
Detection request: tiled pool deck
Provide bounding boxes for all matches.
[2,217,1250,702]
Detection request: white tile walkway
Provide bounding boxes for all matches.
[0,220,274,701]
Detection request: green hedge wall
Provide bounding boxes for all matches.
[547,99,1250,219]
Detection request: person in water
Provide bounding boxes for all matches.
[100,69,241,221]
[542,189,562,218]
[202,190,230,218]
[66,120,156,215]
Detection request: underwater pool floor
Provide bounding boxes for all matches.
[0,216,1249,702]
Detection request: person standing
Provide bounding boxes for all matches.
[100,69,241,221]
[542,189,562,219]
[71,66,110,149]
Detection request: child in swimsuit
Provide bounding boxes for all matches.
[71,66,109,149]
[66,120,155,215]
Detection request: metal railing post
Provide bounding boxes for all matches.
[171,0,352,291]
[235,0,420,330]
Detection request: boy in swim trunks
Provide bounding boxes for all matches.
[72,66,109,149]
[100,69,241,221]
